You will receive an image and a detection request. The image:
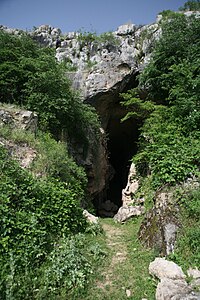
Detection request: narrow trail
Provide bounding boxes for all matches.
[97,222,128,291]
[82,218,156,300]
[87,218,156,300]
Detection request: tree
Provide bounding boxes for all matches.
[179,0,200,11]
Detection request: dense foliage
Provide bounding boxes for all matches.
[122,12,200,187]
[0,145,91,298]
[170,187,200,269]
[0,29,102,299]
[0,30,99,144]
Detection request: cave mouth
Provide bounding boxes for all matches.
[95,100,140,217]
[106,112,139,208]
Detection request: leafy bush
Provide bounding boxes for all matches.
[0,145,88,299]
[0,126,87,193]
[133,107,200,187]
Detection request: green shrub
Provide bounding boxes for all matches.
[169,188,200,269]
[0,145,87,299]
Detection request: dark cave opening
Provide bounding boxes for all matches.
[91,71,140,216]
[106,110,139,209]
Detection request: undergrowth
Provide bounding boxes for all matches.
[169,187,200,270]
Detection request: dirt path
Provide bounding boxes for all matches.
[83,218,156,300]
[97,222,128,290]
[93,219,137,299]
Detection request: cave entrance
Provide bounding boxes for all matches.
[106,106,139,210]
[94,103,140,217]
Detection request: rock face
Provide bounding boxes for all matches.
[113,163,145,222]
[24,21,160,129]
[149,258,200,300]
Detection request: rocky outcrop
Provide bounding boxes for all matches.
[139,188,180,255]
[0,137,37,169]
[0,20,160,208]
[149,258,200,300]
[139,177,200,255]
[0,106,37,133]
[0,106,37,168]
[122,163,140,206]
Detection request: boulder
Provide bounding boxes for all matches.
[114,205,145,223]
[139,188,179,255]
[156,278,195,300]
[149,258,200,300]
[83,210,98,224]
[149,258,185,280]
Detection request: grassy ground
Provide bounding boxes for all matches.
[79,217,157,300]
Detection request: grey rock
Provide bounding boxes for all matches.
[83,210,98,224]
[149,258,186,280]
[139,187,180,255]
[164,223,179,255]
[156,278,197,300]
[116,23,136,36]
[114,205,145,223]
[0,106,37,133]
[187,268,200,280]
[150,259,200,300]
[122,163,139,206]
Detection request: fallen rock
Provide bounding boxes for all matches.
[156,278,195,300]
[149,258,200,300]
[149,258,186,280]
[114,205,145,223]
[83,210,98,224]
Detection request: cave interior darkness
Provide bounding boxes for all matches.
[105,102,140,209]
